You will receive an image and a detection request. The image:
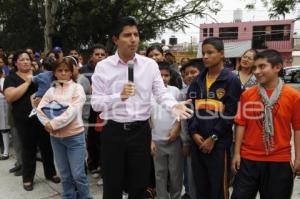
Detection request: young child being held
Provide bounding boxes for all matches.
[29,57,54,117]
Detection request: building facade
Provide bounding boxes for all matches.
[197,20,294,68]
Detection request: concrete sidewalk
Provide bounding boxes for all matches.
[1,153,300,198]
[0,153,103,199]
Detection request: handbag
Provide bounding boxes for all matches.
[41,100,69,120]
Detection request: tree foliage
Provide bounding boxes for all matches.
[245,0,299,19]
[0,0,221,52]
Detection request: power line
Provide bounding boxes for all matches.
[162,29,300,34]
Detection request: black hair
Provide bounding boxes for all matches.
[113,16,139,38]
[254,49,283,67]
[69,48,79,53]
[158,61,172,74]
[12,50,33,71]
[181,57,190,63]
[89,43,107,55]
[42,57,55,71]
[180,58,204,73]
[202,37,224,52]
[146,45,164,57]
[0,55,8,65]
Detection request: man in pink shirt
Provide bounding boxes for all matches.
[91,16,192,199]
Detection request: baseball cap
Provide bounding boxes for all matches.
[52,46,62,53]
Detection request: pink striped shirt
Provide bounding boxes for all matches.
[91,52,177,123]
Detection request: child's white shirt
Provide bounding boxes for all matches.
[151,85,180,141]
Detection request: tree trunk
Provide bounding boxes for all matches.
[44,0,58,53]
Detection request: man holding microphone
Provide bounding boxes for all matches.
[91,16,192,199]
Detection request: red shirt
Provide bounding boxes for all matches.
[235,85,300,162]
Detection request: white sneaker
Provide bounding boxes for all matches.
[122,192,128,199]
[29,108,37,118]
[96,178,103,186]
[91,172,100,178]
[90,169,100,178]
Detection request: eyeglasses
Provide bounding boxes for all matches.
[241,55,253,61]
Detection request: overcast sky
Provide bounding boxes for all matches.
[154,0,300,44]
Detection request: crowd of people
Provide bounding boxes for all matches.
[0,16,300,199]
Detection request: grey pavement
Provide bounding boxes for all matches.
[0,152,103,199]
[1,152,300,199]
[0,83,299,199]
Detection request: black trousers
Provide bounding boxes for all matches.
[101,120,151,199]
[87,109,101,171]
[191,142,229,199]
[15,116,56,183]
[231,158,294,199]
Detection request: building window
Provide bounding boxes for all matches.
[209,28,213,36]
[253,26,267,49]
[259,25,291,41]
[268,25,283,41]
[270,25,290,41]
[283,25,290,40]
[219,27,238,40]
[203,28,208,37]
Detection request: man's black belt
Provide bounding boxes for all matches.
[107,119,149,131]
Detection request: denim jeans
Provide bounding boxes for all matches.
[50,133,92,199]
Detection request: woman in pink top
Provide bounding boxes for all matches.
[37,57,92,199]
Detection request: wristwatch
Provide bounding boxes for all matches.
[211,134,218,141]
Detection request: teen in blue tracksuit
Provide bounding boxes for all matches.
[187,37,241,199]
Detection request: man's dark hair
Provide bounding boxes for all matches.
[69,48,79,53]
[0,55,8,65]
[180,58,204,74]
[158,61,171,73]
[89,43,107,55]
[202,37,224,52]
[113,16,139,37]
[254,49,283,67]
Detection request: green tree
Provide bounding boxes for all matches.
[245,0,299,19]
[0,0,45,51]
[0,0,221,53]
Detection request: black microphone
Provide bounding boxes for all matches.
[128,60,134,82]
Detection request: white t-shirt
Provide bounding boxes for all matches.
[151,85,180,141]
[0,77,5,98]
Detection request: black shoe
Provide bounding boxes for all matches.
[181,193,191,199]
[23,182,33,191]
[9,165,21,173]
[14,169,22,176]
[46,176,61,184]
[0,155,9,160]
[36,156,42,162]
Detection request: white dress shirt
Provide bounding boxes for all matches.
[91,52,177,123]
